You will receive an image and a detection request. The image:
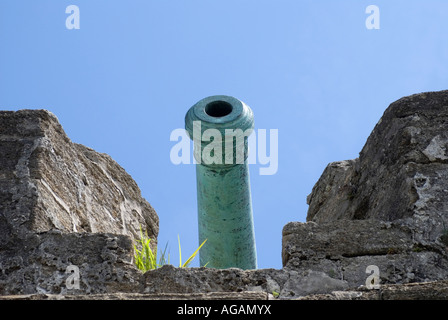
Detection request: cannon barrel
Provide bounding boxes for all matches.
[185,95,257,269]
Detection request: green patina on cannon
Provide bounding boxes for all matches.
[185,95,257,269]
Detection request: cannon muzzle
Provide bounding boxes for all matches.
[185,95,257,269]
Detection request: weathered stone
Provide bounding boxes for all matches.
[0,291,270,300]
[284,90,448,288]
[3,90,448,300]
[0,109,158,294]
[0,231,143,295]
[307,90,448,226]
[0,110,158,241]
[298,280,448,300]
[143,264,348,299]
[282,220,448,287]
[283,220,413,263]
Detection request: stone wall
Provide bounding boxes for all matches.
[283,90,448,289]
[0,110,158,294]
[1,91,448,299]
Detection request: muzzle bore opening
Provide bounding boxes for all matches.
[205,101,233,118]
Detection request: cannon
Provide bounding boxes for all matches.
[185,95,257,269]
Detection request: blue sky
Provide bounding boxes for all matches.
[1,1,447,269]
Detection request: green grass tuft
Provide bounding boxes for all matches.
[133,226,207,272]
